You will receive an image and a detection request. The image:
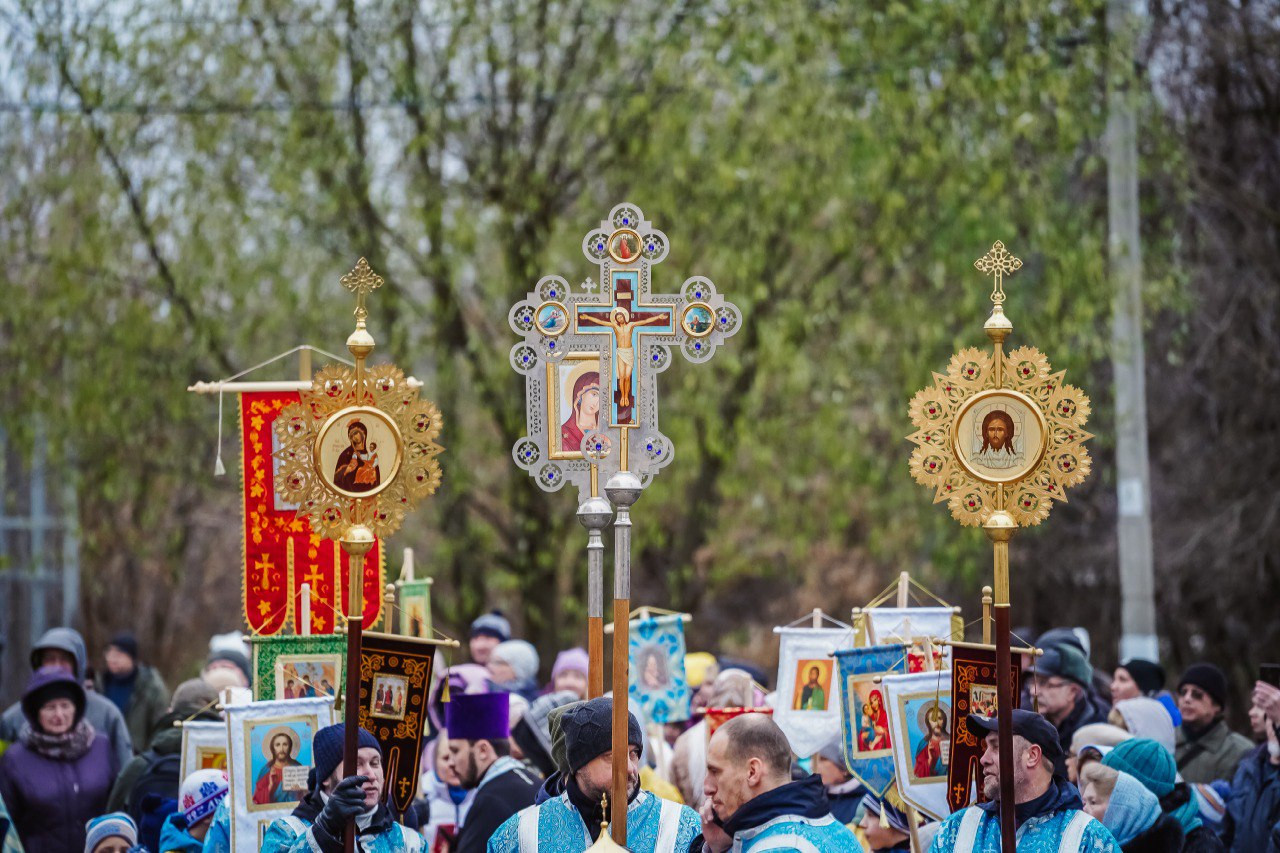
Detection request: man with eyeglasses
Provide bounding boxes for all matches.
[1174,663,1252,785]
[1028,644,1109,772]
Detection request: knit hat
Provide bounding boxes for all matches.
[551,648,590,680]
[685,652,718,689]
[549,700,585,775]
[1103,737,1177,797]
[470,611,512,642]
[1070,723,1132,755]
[1036,627,1090,661]
[524,691,581,757]
[446,692,511,741]
[562,697,643,772]
[1102,770,1162,846]
[1037,644,1092,688]
[491,640,540,683]
[22,665,86,728]
[312,723,382,790]
[84,812,138,851]
[108,632,139,661]
[171,678,220,718]
[204,648,251,686]
[179,768,230,826]
[860,794,913,834]
[1119,659,1165,695]
[1113,697,1176,754]
[1177,663,1228,708]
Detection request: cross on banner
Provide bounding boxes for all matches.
[508,203,743,501]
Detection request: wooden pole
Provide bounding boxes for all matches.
[339,526,375,853]
[985,513,1017,853]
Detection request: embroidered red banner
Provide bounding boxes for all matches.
[240,391,384,634]
[946,645,1023,813]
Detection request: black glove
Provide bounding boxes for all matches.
[316,775,370,838]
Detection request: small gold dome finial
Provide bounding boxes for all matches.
[586,793,630,851]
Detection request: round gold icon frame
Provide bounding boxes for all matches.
[680,301,716,338]
[950,388,1048,486]
[607,228,642,265]
[312,405,405,500]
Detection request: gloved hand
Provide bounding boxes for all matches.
[316,775,370,837]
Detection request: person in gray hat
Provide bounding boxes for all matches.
[469,611,511,666]
[1029,643,1111,767]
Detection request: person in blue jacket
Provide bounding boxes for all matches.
[929,709,1120,852]
[699,713,865,852]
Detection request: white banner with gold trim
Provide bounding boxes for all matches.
[882,669,952,821]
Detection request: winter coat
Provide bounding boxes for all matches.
[1156,785,1224,853]
[454,757,540,853]
[1175,720,1253,785]
[718,774,866,852]
[1220,743,1280,853]
[201,797,231,852]
[488,787,701,853]
[929,776,1121,852]
[1053,692,1112,773]
[107,709,203,812]
[826,777,865,828]
[1120,814,1184,853]
[0,627,133,768]
[98,662,170,752]
[0,730,117,852]
[158,812,205,853]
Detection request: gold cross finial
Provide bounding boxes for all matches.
[340,257,384,326]
[973,241,1022,306]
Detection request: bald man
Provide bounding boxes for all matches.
[700,714,864,852]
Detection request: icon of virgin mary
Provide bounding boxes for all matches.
[560,369,600,453]
[334,419,380,492]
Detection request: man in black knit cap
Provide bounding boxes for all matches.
[1175,662,1252,784]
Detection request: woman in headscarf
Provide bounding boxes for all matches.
[0,666,119,852]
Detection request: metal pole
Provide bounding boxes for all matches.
[604,467,642,844]
[1107,0,1158,663]
[985,512,1017,853]
[578,493,612,700]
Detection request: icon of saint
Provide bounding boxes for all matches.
[334,419,380,492]
[560,370,600,453]
[639,647,669,691]
[796,666,827,711]
[913,703,949,778]
[578,307,667,407]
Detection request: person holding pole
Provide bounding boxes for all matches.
[928,710,1120,852]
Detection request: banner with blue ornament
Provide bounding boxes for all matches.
[628,612,691,724]
[834,642,909,797]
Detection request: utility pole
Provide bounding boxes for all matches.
[1107,0,1158,662]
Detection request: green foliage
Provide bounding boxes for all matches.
[0,0,1186,667]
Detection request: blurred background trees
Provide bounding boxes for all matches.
[0,0,1275,712]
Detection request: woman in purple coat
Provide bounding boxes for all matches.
[0,665,119,852]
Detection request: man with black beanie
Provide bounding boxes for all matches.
[1175,663,1253,784]
[487,696,702,851]
[97,632,169,752]
[260,722,422,851]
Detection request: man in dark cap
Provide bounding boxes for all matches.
[445,693,540,853]
[929,710,1120,851]
[97,632,169,752]
[1028,644,1109,765]
[261,722,422,851]
[1175,663,1253,784]
[487,696,701,851]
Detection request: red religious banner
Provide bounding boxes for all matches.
[240,391,384,635]
[946,644,1023,813]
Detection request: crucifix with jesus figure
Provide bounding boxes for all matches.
[508,203,741,841]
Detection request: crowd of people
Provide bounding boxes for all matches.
[0,614,1277,852]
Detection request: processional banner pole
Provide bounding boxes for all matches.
[508,204,742,845]
[272,259,445,853]
[907,242,1093,853]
